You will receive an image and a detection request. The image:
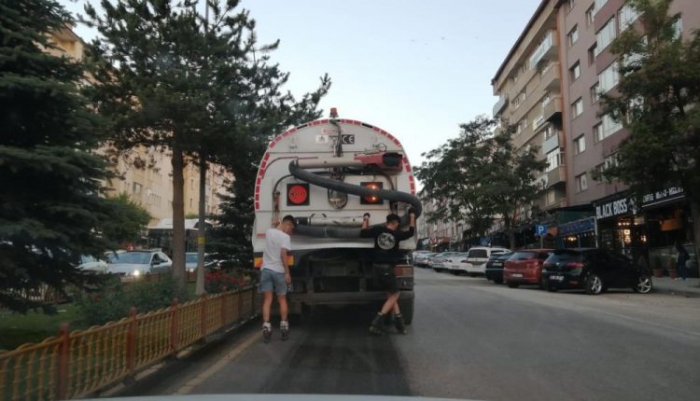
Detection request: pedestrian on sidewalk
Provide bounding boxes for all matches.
[361,209,416,335]
[674,240,689,281]
[260,215,295,342]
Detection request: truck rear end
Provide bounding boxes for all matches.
[252,109,421,323]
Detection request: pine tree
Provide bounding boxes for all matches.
[83,0,330,289]
[0,0,113,312]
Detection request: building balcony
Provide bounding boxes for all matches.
[542,131,559,154]
[547,165,566,186]
[539,62,561,92]
[493,95,508,117]
[543,96,562,123]
[529,31,557,68]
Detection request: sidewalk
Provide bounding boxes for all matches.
[652,277,700,298]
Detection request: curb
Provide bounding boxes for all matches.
[97,314,260,398]
[653,286,700,299]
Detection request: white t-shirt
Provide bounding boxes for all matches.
[261,228,291,273]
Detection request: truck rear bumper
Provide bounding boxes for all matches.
[289,290,414,306]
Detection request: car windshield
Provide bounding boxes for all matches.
[112,252,151,265]
[468,249,488,258]
[6,1,700,400]
[546,250,584,264]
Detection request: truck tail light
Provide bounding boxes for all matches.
[287,183,310,206]
[360,182,383,204]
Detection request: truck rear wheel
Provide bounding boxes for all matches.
[398,298,414,325]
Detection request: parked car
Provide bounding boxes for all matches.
[449,247,511,276]
[542,248,653,295]
[430,252,461,272]
[503,249,553,289]
[185,252,218,272]
[104,249,127,264]
[412,251,435,267]
[444,252,468,274]
[78,255,109,274]
[485,251,515,284]
[106,250,172,277]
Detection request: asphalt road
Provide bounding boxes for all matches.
[132,268,700,401]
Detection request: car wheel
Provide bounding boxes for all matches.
[507,282,519,289]
[585,273,604,295]
[633,275,653,294]
[539,277,547,290]
[546,284,558,292]
[494,278,503,284]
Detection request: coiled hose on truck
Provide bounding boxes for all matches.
[288,160,423,238]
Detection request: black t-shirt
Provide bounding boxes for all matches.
[360,225,415,263]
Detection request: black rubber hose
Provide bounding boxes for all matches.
[288,160,422,238]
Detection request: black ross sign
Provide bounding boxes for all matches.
[595,197,632,220]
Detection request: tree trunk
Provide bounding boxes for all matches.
[504,215,516,249]
[689,202,700,286]
[195,155,207,296]
[171,143,186,295]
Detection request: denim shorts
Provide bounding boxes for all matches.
[259,268,287,295]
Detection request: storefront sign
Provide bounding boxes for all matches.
[641,186,685,208]
[559,217,595,236]
[596,198,631,220]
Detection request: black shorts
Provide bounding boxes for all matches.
[374,264,399,293]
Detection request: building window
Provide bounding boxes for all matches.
[568,25,579,47]
[594,0,609,13]
[591,82,600,103]
[543,125,556,140]
[595,16,617,57]
[574,135,586,154]
[546,149,563,172]
[190,178,194,190]
[133,182,142,196]
[547,190,556,205]
[572,98,584,118]
[598,61,619,93]
[595,154,619,180]
[570,61,581,81]
[601,113,623,138]
[586,5,595,26]
[568,0,576,12]
[673,17,683,40]
[594,122,603,142]
[189,198,193,208]
[588,44,597,65]
[619,3,640,31]
[576,173,589,192]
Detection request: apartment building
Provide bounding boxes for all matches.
[557,0,700,259]
[48,27,232,225]
[491,0,568,213]
[494,0,700,260]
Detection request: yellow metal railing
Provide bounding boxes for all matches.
[0,287,258,401]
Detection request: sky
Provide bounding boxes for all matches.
[60,0,541,168]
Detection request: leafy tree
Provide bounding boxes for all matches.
[482,127,548,248]
[600,0,700,271]
[0,0,112,312]
[82,0,329,292]
[101,193,151,245]
[415,117,546,249]
[415,117,496,237]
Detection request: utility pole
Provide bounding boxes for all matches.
[195,0,210,296]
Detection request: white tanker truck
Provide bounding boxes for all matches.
[252,109,422,323]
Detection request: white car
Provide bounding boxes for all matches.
[107,250,172,277]
[78,255,109,274]
[412,251,435,267]
[448,247,511,276]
